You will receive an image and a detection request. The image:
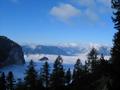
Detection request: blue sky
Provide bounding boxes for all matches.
[0,0,115,45]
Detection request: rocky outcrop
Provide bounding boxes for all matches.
[0,36,25,67]
[39,56,49,61]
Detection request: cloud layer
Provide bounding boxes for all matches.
[50,3,80,22]
[50,0,111,24]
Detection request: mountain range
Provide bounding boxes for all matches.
[22,43,111,56]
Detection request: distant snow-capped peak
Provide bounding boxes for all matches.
[58,43,80,48]
[22,42,111,56]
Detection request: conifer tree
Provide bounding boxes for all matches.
[40,61,50,88]
[38,71,44,90]
[0,72,6,90]
[84,60,89,73]
[50,56,65,90]
[6,71,15,90]
[111,0,120,89]
[99,54,107,68]
[65,68,71,86]
[72,59,83,84]
[87,48,98,73]
[96,54,107,76]
[16,78,25,90]
[24,60,38,90]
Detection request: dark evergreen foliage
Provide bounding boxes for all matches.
[50,56,65,90]
[0,72,6,90]
[72,59,84,90]
[111,0,120,89]
[87,48,98,73]
[72,59,83,83]
[40,61,50,88]
[0,52,113,90]
[15,79,25,90]
[65,68,71,86]
[24,60,38,90]
[6,71,15,90]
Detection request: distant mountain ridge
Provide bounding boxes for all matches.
[22,43,111,56]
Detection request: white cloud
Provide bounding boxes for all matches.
[50,3,80,22]
[50,0,112,24]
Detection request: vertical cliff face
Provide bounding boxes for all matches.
[0,36,25,67]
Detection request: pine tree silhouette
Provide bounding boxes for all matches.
[72,59,84,90]
[0,72,6,90]
[99,54,109,75]
[111,0,120,89]
[84,60,89,74]
[24,60,38,90]
[87,48,98,73]
[16,78,25,90]
[50,56,65,90]
[65,68,71,86]
[6,71,15,90]
[40,61,50,88]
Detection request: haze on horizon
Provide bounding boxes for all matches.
[0,0,115,45]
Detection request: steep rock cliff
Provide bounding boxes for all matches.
[0,36,25,67]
